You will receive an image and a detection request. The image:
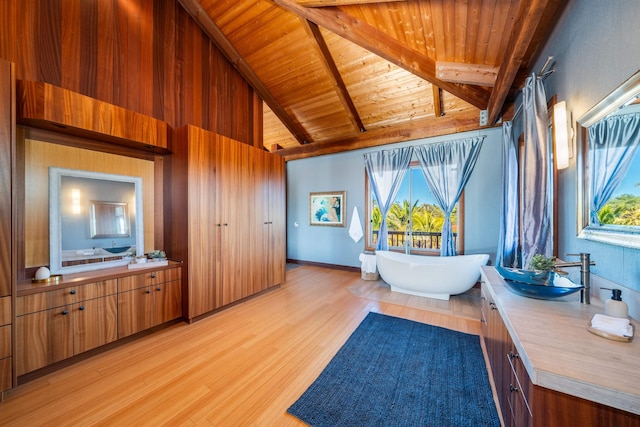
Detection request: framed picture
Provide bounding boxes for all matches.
[310,191,346,227]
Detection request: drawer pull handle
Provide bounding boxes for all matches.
[156,287,162,291]
[61,309,69,315]
[510,384,519,393]
[70,289,77,295]
[79,305,85,311]
[146,289,151,294]
[151,273,156,279]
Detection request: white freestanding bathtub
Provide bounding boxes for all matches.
[375,251,490,300]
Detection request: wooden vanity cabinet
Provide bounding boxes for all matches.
[481,279,640,427]
[16,280,117,376]
[117,267,181,338]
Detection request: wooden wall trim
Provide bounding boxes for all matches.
[16,81,171,154]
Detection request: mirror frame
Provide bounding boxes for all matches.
[49,167,144,274]
[576,69,640,248]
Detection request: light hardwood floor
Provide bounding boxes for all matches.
[1,265,483,426]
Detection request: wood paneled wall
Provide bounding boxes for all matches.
[0,0,258,145]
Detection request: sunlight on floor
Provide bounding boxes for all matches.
[349,278,481,321]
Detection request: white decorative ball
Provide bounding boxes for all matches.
[35,266,51,280]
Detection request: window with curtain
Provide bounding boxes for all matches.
[577,70,640,249]
[587,108,640,229]
[364,162,462,253]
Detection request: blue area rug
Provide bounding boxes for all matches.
[287,312,499,427]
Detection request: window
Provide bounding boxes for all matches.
[365,162,463,253]
[577,70,640,248]
[596,148,640,227]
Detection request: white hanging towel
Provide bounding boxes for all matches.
[349,206,364,242]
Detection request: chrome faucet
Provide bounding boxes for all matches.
[554,253,595,304]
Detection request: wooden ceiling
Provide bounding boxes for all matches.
[179,0,566,160]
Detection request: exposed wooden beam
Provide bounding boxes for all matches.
[272,0,491,110]
[296,0,405,6]
[435,62,498,87]
[275,109,486,161]
[432,85,443,117]
[486,0,551,124]
[178,0,311,144]
[302,20,365,133]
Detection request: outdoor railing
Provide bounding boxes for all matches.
[372,230,456,250]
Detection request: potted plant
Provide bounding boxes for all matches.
[529,254,555,272]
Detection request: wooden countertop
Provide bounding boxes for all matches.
[481,266,640,415]
[18,260,183,296]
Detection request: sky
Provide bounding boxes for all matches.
[394,168,437,205]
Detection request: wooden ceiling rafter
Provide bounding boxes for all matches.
[432,85,443,117]
[295,0,406,6]
[277,108,481,160]
[486,0,551,125]
[302,20,366,133]
[178,0,311,145]
[272,0,491,110]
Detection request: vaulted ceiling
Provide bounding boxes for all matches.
[179,0,566,160]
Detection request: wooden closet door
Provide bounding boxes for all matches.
[257,150,286,290]
[187,128,218,316]
[215,135,251,306]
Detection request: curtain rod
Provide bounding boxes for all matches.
[511,56,556,123]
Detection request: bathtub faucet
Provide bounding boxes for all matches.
[554,253,595,304]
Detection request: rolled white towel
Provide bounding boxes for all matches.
[591,313,633,337]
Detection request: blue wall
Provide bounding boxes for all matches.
[287,128,503,268]
[534,0,640,291]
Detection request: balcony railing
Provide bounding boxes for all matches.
[372,230,456,250]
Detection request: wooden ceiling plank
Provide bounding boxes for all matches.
[486,0,550,124]
[272,0,491,109]
[302,20,366,133]
[178,0,312,144]
[435,61,497,87]
[295,0,406,7]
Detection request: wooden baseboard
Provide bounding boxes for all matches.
[287,259,360,273]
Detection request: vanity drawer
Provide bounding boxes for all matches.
[118,267,180,292]
[17,279,117,315]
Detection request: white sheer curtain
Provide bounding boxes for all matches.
[364,147,413,250]
[497,121,520,267]
[521,73,552,269]
[589,112,640,225]
[415,137,484,256]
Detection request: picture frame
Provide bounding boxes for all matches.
[310,191,346,227]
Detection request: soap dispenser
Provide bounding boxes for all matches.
[604,289,628,319]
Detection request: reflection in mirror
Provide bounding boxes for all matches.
[50,168,144,274]
[577,70,640,248]
[90,201,130,238]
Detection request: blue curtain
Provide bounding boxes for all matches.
[521,73,552,269]
[496,121,520,267]
[364,147,413,250]
[415,137,484,256]
[589,112,640,225]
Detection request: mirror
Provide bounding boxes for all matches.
[50,167,144,274]
[90,201,130,238]
[577,69,640,248]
